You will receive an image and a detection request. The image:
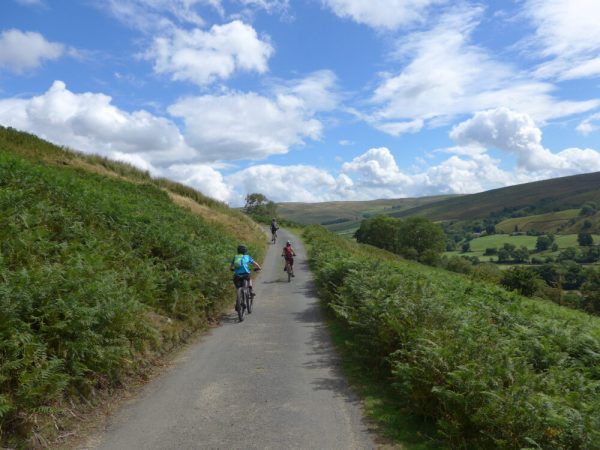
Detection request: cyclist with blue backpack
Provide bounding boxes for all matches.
[230,244,261,299]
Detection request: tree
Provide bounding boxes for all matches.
[397,217,446,259]
[578,231,594,247]
[513,246,530,263]
[497,248,511,263]
[580,202,597,216]
[536,235,554,252]
[558,247,577,261]
[582,268,600,313]
[461,241,471,253]
[354,215,401,253]
[244,192,277,221]
[501,267,540,297]
[355,216,446,261]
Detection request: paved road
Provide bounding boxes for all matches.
[88,229,376,450]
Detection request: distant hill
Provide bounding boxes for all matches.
[388,172,600,221]
[277,195,454,226]
[278,172,600,236]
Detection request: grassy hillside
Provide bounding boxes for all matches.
[305,225,600,449]
[0,127,265,446]
[495,209,580,234]
[277,195,453,226]
[389,171,600,221]
[278,172,600,238]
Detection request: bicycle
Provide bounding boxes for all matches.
[234,269,259,322]
[235,278,250,322]
[271,229,277,244]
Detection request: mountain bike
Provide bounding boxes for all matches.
[234,270,259,322]
[235,278,252,322]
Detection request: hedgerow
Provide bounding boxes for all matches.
[304,225,600,449]
[0,150,264,445]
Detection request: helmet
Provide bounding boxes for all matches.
[237,245,247,254]
[286,240,291,246]
[272,218,276,221]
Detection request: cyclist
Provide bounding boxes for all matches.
[230,245,261,302]
[270,218,279,241]
[282,240,296,276]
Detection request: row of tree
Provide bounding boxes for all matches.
[354,215,446,263]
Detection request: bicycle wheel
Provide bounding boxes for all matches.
[245,280,253,314]
[236,287,245,322]
[247,288,253,314]
[287,263,292,282]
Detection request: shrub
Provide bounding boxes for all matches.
[500,266,541,296]
[304,225,600,449]
[0,151,265,444]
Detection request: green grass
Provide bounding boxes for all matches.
[0,127,265,446]
[305,225,600,449]
[326,318,445,450]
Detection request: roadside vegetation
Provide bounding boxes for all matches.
[304,225,600,449]
[0,127,265,447]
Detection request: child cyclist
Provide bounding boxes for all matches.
[230,245,261,300]
[282,240,296,276]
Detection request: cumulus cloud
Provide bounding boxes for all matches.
[0,29,64,73]
[0,81,194,164]
[144,21,273,86]
[322,0,446,29]
[227,164,344,203]
[369,6,599,136]
[168,71,338,160]
[525,0,600,80]
[450,107,600,175]
[166,163,234,202]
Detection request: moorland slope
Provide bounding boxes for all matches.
[0,126,265,447]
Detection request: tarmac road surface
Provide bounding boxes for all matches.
[87,229,376,450]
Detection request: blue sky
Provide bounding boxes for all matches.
[1,0,600,205]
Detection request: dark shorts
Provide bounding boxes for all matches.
[284,256,294,267]
[233,273,250,288]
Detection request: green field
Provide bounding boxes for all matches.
[446,233,600,261]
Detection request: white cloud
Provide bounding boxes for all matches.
[168,71,337,160]
[0,81,194,164]
[322,0,446,29]
[450,107,600,175]
[144,20,273,86]
[577,112,600,135]
[166,163,234,202]
[337,146,522,199]
[525,0,600,80]
[0,29,64,73]
[103,0,210,30]
[227,164,342,203]
[273,70,339,112]
[369,6,600,135]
